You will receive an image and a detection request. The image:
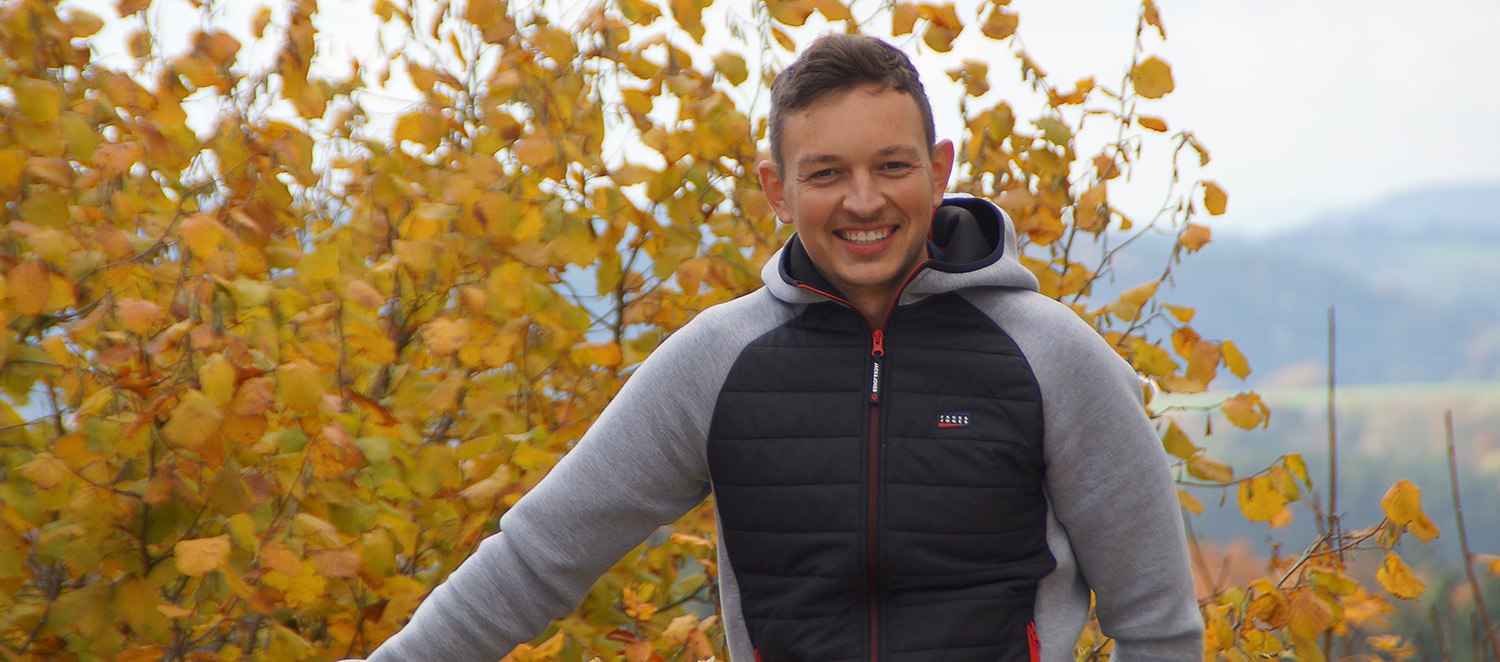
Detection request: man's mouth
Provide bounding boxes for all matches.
[836,227,893,245]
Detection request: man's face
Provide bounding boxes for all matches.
[759,83,954,320]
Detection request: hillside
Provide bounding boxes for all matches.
[1100,182,1500,386]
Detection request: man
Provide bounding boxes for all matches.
[362,34,1201,662]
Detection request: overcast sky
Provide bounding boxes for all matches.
[1012,0,1500,235]
[69,0,1500,237]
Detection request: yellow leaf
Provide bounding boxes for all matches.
[891,2,918,35]
[9,259,52,316]
[617,0,662,25]
[18,453,69,489]
[1074,181,1107,232]
[1136,115,1168,132]
[1380,479,1424,526]
[311,549,363,579]
[1161,420,1200,460]
[1310,569,1358,596]
[1118,280,1160,307]
[162,390,223,449]
[1129,56,1174,99]
[1187,454,1233,484]
[513,138,554,168]
[278,359,326,412]
[1376,552,1425,599]
[1238,474,1287,524]
[423,317,470,356]
[922,21,960,52]
[180,213,225,257]
[128,29,152,59]
[1129,338,1175,378]
[66,9,106,38]
[1203,180,1229,215]
[531,26,576,62]
[394,110,445,150]
[199,353,237,406]
[1177,488,1204,515]
[622,585,656,620]
[1381,479,1440,543]
[980,7,1018,40]
[174,534,231,576]
[668,0,705,43]
[1221,339,1250,379]
[662,613,698,642]
[713,52,749,86]
[1142,0,1166,39]
[16,79,62,122]
[1284,453,1309,482]
[1185,339,1220,385]
[207,468,250,516]
[252,6,273,38]
[1287,589,1335,639]
[1222,391,1266,429]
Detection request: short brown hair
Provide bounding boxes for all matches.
[767,34,936,172]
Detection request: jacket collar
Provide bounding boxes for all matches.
[762,196,1039,307]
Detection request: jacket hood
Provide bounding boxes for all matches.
[761,195,1040,307]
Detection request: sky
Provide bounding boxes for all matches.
[65,0,1500,237]
[1011,0,1500,235]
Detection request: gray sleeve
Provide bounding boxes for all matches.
[366,294,788,662]
[968,289,1203,661]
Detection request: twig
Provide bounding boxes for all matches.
[1324,306,1339,662]
[1444,410,1500,661]
[1432,605,1451,662]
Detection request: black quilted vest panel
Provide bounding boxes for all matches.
[707,293,1055,662]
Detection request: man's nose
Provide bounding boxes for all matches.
[842,170,884,219]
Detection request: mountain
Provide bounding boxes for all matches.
[1099,182,1500,387]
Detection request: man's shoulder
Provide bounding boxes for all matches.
[653,288,793,357]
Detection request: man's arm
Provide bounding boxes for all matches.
[362,296,784,661]
[970,288,1203,661]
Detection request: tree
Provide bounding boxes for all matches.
[0,0,1460,660]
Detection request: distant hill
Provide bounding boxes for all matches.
[1098,182,1500,386]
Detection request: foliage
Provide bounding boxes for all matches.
[0,0,1486,661]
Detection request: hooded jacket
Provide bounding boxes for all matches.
[364,197,1203,662]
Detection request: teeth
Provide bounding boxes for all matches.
[839,228,892,245]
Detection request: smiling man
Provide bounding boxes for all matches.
[360,34,1201,662]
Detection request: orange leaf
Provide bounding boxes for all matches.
[1222,391,1266,429]
[1203,180,1229,215]
[9,259,52,316]
[175,534,231,576]
[1179,223,1211,252]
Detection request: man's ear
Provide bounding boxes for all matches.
[929,139,956,206]
[757,159,791,224]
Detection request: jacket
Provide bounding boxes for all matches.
[364,197,1204,662]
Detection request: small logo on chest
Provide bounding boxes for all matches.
[937,412,971,428]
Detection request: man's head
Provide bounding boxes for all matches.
[767,34,937,173]
[757,35,954,326]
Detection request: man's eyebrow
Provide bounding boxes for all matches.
[793,145,923,170]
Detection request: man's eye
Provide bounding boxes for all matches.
[881,161,913,172]
[809,169,837,180]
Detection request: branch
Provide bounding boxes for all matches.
[1444,410,1500,661]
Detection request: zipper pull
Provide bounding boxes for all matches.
[871,330,884,357]
[870,330,884,402]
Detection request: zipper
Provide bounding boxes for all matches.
[790,264,923,662]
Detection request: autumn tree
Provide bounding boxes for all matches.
[0,0,1466,660]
